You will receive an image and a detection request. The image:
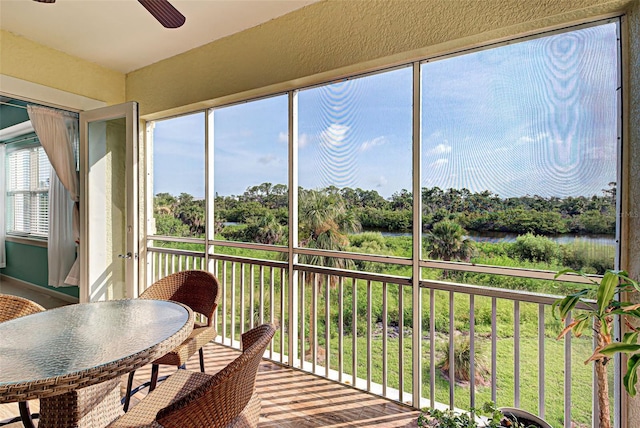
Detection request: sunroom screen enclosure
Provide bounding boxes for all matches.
[146,19,621,428]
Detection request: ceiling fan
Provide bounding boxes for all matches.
[33,0,186,29]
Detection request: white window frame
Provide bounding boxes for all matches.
[5,142,50,240]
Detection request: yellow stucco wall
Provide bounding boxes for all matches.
[128,0,633,118]
[0,30,125,105]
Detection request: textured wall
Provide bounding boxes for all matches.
[0,30,125,105]
[127,0,633,117]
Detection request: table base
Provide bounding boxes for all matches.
[39,379,123,428]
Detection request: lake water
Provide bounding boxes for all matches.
[374,230,616,246]
[224,222,616,246]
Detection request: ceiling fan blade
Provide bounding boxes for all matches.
[32,0,56,3]
[138,0,186,29]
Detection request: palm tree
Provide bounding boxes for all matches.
[298,189,361,363]
[298,189,361,269]
[246,213,285,245]
[426,220,473,262]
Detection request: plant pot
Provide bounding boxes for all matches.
[498,408,552,428]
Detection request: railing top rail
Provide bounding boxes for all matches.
[295,263,413,286]
[420,278,594,310]
[208,239,289,253]
[148,246,206,257]
[295,247,413,265]
[420,260,597,285]
[211,253,288,269]
[148,241,595,309]
[148,235,205,244]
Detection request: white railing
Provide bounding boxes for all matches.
[146,242,597,428]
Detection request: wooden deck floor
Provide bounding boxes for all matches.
[1,341,420,427]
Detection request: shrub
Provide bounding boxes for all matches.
[509,233,559,263]
[560,239,614,274]
[438,334,490,386]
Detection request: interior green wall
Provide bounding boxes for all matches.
[1,241,79,298]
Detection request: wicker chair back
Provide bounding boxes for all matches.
[0,293,45,322]
[155,323,276,428]
[141,270,220,326]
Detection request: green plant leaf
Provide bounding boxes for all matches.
[623,331,639,345]
[599,343,640,356]
[553,289,590,320]
[554,268,579,279]
[597,271,619,316]
[573,317,591,337]
[624,354,640,396]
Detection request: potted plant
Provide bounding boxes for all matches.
[553,269,640,428]
[418,402,549,428]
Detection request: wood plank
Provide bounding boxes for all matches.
[0,341,420,427]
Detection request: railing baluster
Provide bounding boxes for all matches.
[270,267,275,358]
[593,317,599,428]
[222,260,227,345]
[515,300,520,407]
[250,264,255,329]
[325,274,331,376]
[366,280,372,391]
[280,268,286,364]
[430,288,436,409]
[338,276,344,383]
[382,282,388,397]
[312,273,318,374]
[151,251,157,284]
[470,294,476,411]
[178,253,183,272]
[240,263,246,335]
[539,304,545,419]
[163,253,169,278]
[259,265,265,325]
[399,283,404,402]
[449,291,454,408]
[300,271,306,368]
[491,297,497,403]
[231,262,236,345]
[565,313,572,428]
[352,277,358,389]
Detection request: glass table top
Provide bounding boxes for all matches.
[0,299,191,386]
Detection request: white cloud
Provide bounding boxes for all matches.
[258,154,277,164]
[428,143,452,155]
[360,136,386,152]
[298,133,311,148]
[430,158,448,168]
[279,131,311,148]
[319,124,349,148]
[373,175,388,188]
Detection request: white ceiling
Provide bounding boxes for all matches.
[0,0,319,73]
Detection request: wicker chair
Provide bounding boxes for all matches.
[0,294,46,428]
[109,323,275,428]
[123,270,221,412]
[0,293,45,322]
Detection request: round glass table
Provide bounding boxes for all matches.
[0,299,193,428]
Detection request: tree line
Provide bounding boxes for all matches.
[154,181,616,238]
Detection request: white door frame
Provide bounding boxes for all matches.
[79,102,138,302]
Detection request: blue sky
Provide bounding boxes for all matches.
[153,22,618,200]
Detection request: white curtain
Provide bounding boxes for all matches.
[0,144,6,269]
[27,105,79,286]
